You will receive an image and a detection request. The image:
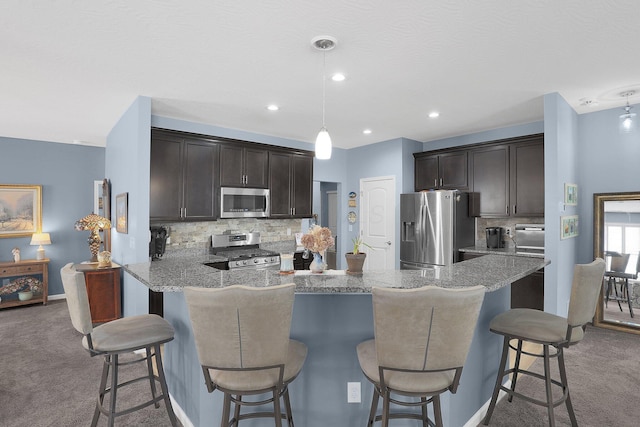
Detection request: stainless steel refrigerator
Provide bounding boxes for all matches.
[400,190,475,269]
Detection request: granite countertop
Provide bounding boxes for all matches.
[459,245,545,258]
[124,248,549,294]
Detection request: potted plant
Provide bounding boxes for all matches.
[345,237,370,274]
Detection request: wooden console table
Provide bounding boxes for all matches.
[74,263,122,323]
[0,259,49,309]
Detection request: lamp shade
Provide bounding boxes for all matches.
[30,232,51,246]
[619,109,637,133]
[75,213,111,262]
[315,127,332,159]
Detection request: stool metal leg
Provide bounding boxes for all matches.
[108,354,119,427]
[91,355,111,427]
[433,394,443,427]
[483,336,510,425]
[508,339,523,402]
[154,344,178,426]
[367,387,380,427]
[283,388,295,427]
[542,346,555,427]
[557,347,578,427]
[146,346,160,408]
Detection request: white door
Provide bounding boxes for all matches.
[360,176,396,270]
[327,191,337,242]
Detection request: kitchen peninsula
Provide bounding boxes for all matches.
[124,253,548,427]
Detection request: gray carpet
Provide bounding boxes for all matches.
[0,300,178,427]
[1,300,639,427]
[480,324,640,427]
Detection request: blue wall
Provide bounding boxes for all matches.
[0,137,105,296]
[106,96,152,316]
[576,101,640,264]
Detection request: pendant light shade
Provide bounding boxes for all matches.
[619,91,637,134]
[315,127,332,159]
[312,36,336,160]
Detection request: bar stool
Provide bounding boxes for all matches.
[60,263,178,427]
[357,285,486,427]
[184,283,307,427]
[483,258,606,427]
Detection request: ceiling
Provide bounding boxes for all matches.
[2,1,640,150]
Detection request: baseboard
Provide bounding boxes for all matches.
[48,293,66,301]
[170,394,194,427]
[463,380,511,427]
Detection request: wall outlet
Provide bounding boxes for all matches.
[347,382,361,403]
[505,227,511,236]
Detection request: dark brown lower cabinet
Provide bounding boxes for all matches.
[459,252,544,310]
[74,263,122,324]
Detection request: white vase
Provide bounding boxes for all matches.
[309,252,327,273]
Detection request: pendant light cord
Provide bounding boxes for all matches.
[322,50,327,128]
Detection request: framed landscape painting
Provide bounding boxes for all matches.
[0,184,42,238]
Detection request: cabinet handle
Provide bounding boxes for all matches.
[506,205,509,215]
[439,178,443,187]
[293,208,296,216]
[434,179,438,187]
[513,205,517,215]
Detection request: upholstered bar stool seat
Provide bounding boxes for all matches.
[357,285,486,427]
[209,339,307,392]
[185,283,307,427]
[483,258,606,427]
[60,263,178,427]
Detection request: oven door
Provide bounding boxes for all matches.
[230,263,280,271]
[220,187,270,218]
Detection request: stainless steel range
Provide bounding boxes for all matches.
[209,232,280,270]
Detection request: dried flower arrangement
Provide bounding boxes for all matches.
[300,225,334,254]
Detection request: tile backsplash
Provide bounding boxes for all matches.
[476,217,544,248]
[159,218,302,249]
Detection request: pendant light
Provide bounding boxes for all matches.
[619,90,637,134]
[312,36,337,160]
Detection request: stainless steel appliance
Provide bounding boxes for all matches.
[220,187,270,218]
[400,190,475,269]
[515,224,544,255]
[486,227,504,248]
[207,232,280,270]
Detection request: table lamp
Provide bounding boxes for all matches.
[75,213,111,262]
[30,232,51,260]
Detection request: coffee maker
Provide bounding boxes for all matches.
[149,226,168,260]
[485,227,504,249]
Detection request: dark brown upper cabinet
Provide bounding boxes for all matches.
[416,134,544,218]
[414,151,468,191]
[269,151,313,218]
[219,143,269,188]
[150,130,219,221]
[470,135,544,217]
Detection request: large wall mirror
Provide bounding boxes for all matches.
[594,192,640,334]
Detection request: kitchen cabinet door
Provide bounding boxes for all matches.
[268,151,313,218]
[439,151,468,189]
[219,144,268,188]
[415,155,439,191]
[471,144,510,217]
[291,154,313,217]
[269,152,292,217]
[183,141,218,220]
[414,151,467,191]
[150,130,218,221]
[510,139,544,217]
[150,134,183,220]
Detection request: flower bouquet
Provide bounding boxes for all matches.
[300,225,334,273]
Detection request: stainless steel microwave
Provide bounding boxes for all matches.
[220,187,270,218]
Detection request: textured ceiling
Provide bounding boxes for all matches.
[1,1,639,150]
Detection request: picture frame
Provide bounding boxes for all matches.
[93,180,103,215]
[0,184,42,238]
[115,192,128,234]
[564,183,578,206]
[561,215,579,240]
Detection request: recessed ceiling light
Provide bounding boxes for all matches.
[266,104,279,111]
[363,129,372,135]
[428,112,440,118]
[331,73,346,82]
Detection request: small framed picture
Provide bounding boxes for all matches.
[561,215,579,240]
[115,192,128,234]
[564,183,578,206]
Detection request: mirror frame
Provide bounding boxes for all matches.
[593,191,640,334]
